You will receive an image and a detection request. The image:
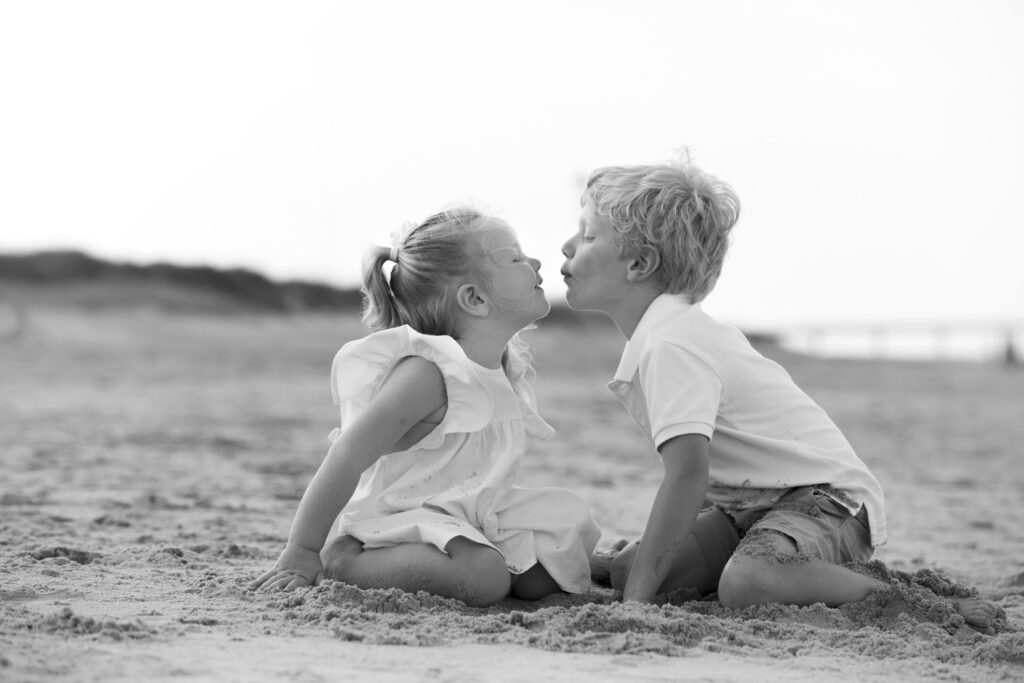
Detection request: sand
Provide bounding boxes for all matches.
[1,308,1022,682]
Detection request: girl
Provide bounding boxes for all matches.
[251,208,601,606]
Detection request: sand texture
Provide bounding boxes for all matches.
[1,309,1022,682]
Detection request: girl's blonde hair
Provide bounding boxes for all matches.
[585,158,740,302]
[362,207,533,372]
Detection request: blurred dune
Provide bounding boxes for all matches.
[0,250,361,313]
[0,250,780,348]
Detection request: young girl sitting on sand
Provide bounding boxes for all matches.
[251,208,600,606]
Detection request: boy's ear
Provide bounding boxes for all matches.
[455,283,490,317]
[625,246,661,283]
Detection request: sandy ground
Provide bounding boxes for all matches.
[1,308,1022,682]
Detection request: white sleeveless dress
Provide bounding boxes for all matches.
[327,325,601,594]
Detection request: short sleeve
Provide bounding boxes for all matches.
[638,341,723,448]
[329,326,493,449]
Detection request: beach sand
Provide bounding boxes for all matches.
[1,309,1022,682]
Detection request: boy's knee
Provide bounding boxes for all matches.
[718,552,797,608]
[717,556,763,608]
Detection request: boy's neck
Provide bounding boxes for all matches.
[605,288,662,339]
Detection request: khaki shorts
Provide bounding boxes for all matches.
[689,485,873,585]
[731,485,873,565]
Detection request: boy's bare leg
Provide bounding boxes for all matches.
[717,530,1000,634]
[321,535,511,607]
[607,537,720,596]
[590,539,629,585]
[592,507,739,596]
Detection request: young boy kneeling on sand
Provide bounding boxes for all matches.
[561,157,997,632]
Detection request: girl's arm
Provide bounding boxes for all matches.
[622,434,710,603]
[251,356,446,591]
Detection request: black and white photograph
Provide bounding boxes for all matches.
[1,1,1022,681]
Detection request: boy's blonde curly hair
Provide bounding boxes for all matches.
[584,158,740,302]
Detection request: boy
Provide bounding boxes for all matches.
[559,158,997,632]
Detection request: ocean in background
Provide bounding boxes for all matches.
[777,323,1022,362]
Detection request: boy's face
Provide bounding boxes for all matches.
[560,196,631,313]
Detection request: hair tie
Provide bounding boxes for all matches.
[388,220,418,264]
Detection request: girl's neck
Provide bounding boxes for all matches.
[456,324,515,370]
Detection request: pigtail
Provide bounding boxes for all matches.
[361,246,404,330]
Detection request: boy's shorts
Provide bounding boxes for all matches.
[692,485,873,584]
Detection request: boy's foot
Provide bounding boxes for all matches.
[590,539,629,586]
[956,597,999,634]
[321,535,364,581]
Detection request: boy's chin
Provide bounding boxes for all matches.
[563,294,592,313]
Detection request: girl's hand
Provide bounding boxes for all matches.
[249,544,324,591]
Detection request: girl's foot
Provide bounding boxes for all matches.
[956,597,1000,634]
[590,539,629,586]
[321,535,364,581]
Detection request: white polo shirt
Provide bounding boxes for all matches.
[608,293,887,548]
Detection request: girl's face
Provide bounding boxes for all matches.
[471,219,550,323]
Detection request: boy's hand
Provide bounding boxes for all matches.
[249,544,324,591]
[622,434,710,603]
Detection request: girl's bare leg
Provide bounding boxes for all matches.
[717,530,1000,634]
[511,562,561,600]
[320,535,511,607]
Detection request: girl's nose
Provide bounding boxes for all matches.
[561,238,573,258]
[528,256,541,271]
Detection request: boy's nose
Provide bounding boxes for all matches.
[561,239,573,258]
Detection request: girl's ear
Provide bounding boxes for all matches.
[625,246,661,283]
[456,283,490,317]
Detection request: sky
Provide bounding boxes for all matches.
[1,0,1022,329]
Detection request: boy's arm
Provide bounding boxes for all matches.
[251,356,446,590]
[622,433,710,603]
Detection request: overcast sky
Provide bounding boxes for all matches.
[1,0,1021,328]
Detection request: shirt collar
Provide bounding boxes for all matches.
[612,293,695,381]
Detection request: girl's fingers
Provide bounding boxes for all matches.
[268,575,294,591]
[257,570,294,591]
[251,567,318,592]
[249,568,278,590]
[285,576,309,591]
